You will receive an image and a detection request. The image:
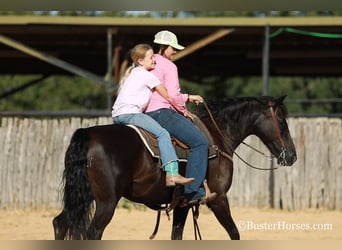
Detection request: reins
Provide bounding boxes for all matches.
[202,100,280,171]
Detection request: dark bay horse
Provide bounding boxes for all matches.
[52,95,297,240]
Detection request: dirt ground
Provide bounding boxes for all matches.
[0,206,341,240]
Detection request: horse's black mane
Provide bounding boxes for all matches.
[195,96,288,131]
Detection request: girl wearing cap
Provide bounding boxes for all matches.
[112,44,194,187]
[145,31,216,205]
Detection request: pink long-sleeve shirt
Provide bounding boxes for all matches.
[112,67,161,117]
[145,54,189,116]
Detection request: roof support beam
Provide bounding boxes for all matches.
[0,34,113,88]
[0,74,50,100]
[173,28,234,61]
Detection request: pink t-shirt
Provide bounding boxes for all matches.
[145,54,189,116]
[112,67,161,117]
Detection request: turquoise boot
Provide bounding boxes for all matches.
[164,161,195,187]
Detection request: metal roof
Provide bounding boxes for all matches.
[0,16,341,84]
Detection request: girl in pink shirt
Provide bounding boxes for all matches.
[112,44,194,187]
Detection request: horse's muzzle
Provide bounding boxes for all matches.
[277,147,297,166]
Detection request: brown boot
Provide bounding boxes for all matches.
[166,175,195,187]
[180,180,217,207]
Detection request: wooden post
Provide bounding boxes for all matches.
[262,25,275,208]
[262,25,270,96]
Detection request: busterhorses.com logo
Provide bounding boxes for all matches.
[237,220,333,231]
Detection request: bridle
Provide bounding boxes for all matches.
[268,101,287,166]
[202,100,287,170]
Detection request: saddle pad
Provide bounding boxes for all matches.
[126,124,217,162]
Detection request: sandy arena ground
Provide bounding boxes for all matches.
[0,207,341,240]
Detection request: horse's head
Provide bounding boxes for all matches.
[196,96,297,167]
[253,95,297,166]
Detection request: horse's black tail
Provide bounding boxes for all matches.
[62,128,93,239]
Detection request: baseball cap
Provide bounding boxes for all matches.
[153,30,185,50]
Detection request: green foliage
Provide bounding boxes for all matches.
[180,76,342,115]
[0,75,108,111]
[1,74,341,115]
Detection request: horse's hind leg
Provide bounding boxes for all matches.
[86,200,118,239]
[209,196,240,240]
[52,210,68,240]
[171,206,191,240]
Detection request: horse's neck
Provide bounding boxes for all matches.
[196,117,233,155]
[224,127,249,152]
[201,115,250,155]
[199,99,263,153]
[218,127,243,154]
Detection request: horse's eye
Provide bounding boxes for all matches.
[277,116,285,125]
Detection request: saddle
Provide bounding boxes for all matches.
[126,115,217,162]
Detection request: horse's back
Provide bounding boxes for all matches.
[81,124,145,158]
[75,124,130,145]
[86,123,139,139]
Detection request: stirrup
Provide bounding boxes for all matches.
[180,180,217,207]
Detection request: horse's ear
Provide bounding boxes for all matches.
[276,95,287,105]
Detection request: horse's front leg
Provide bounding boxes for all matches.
[171,206,191,240]
[209,194,240,240]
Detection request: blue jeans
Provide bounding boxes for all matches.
[146,108,209,199]
[112,113,178,166]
